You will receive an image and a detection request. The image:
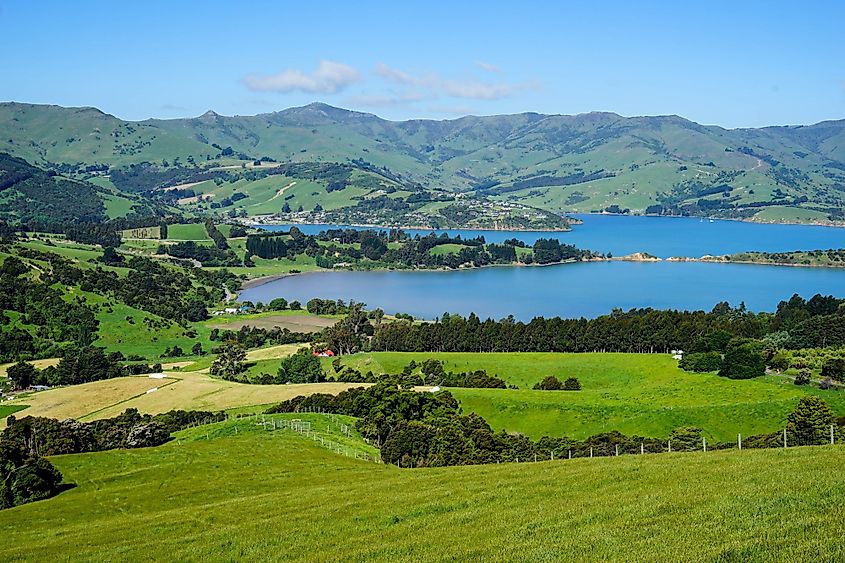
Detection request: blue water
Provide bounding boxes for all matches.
[259,213,845,257]
[245,215,845,319]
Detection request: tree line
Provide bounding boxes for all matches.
[265,385,843,468]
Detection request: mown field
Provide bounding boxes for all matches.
[4,371,360,423]
[333,352,845,440]
[0,427,843,561]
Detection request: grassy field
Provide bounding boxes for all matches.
[0,428,843,561]
[207,312,337,333]
[4,371,361,423]
[333,352,845,441]
[165,223,210,240]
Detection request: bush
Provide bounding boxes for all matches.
[679,351,723,372]
[719,338,765,380]
[563,377,581,391]
[821,357,845,382]
[533,376,562,390]
[794,368,811,386]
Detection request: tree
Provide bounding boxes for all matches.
[821,357,845,382]
[533,376,562,390]
[719,338,765,379]
[101,246,124,265]
[289,300,301,310]
[563,377,581,390]
[6,361,36,389]
[210,344,247,380]
[277,349,323,383]
[787,396,834,445]
[794,368,811,386]
[281,202,291,213]
[191,342,204,356]
[159,221,168,239]
[268,298,288,311]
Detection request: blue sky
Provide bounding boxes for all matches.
[1,0,842,127]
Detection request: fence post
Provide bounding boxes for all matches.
[738,433,741,450]
[640,443,644,455]
[551,451,555,461]
[590,447,593,458]
[668,440,671,453]
[783,428,787,448]
[615,444,618,457]
[568,449,571,460]
[703,437,707,452]
[831,424,835,445]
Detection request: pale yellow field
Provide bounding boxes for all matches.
[246,343,306,361]
[5,371,362,424]
[0,357,60,376]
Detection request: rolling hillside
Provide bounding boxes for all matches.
[1,101,844,223]
[0,428,843,561]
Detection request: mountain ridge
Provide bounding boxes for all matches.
[2,100,844,223]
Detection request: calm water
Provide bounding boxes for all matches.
[260,213,845,257]
[245,215,845,319]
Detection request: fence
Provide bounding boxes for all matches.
[254,413,382,464]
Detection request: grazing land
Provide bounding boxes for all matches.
[0,429,843,561]
[332,352,845,440]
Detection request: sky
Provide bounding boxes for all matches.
[1,0,843,128]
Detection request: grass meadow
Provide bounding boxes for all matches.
[333,352,845,440]
[0,427,843,561]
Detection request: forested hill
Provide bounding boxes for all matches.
[1,101,845,223]
[0,152,143,224]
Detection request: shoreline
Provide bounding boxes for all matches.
[248,212,844,232]
[239,252,845,291]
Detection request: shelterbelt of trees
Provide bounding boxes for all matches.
[370,295,845,354]
[267,384,845,468]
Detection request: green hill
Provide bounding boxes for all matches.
[2,101,844,223]
[0,428,843,561]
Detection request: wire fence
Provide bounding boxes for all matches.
[254,412,382,464]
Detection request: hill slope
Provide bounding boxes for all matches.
[2,101,845,223]
[0,430,843,561]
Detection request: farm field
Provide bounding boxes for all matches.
[4,371,360,423]
[207,312,338,333]
[332,352,845,440]
[0,428,843,561]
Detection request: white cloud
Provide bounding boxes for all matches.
[474,61,501,73]
[373,62,531,100]
[244,60,360,94]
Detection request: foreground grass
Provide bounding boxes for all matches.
[0,431,843,561]
[336,352,845,440]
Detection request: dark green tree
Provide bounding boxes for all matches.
[719,338,765,379]
[787,396,834,445]
[209,344,247,381]
[276,349,323,384]
[6,361,36,389]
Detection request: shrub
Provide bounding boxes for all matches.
[794,368,811,386]
[821,357,845,382]
[533,376,562,390]
[563,377,581,390]
[679,352,722,372]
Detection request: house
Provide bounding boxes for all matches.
[223,307,239,315]
[312,349,335,357]
[32,385,50,391]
